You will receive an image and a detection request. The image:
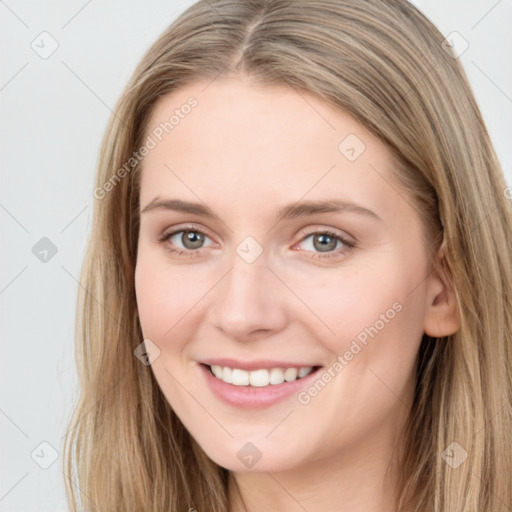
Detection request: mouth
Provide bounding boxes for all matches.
[199,361,324,409]
[201,363,323,388]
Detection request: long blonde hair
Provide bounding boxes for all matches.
[64,0,512,510]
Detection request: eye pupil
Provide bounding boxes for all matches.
[313,234,337,252]
[183,230,204,249]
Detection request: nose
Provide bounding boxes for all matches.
[208,250,288,342]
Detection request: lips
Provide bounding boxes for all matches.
[198,361,323,409]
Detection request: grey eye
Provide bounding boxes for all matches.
[181,230,205,249]
[301,232,343,253]
[311,233,339,252]
[168,229,211,250]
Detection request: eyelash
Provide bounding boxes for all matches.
[158,224,356,261]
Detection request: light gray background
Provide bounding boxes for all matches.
[1,1,511,510]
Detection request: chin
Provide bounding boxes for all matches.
[199,439,302,473]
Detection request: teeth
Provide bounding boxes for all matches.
[209,365,315,387]
[222,366,232,384]
[298,367,312,378]
[284,368,298,381]
[269,367,285,385]
[212,365,223,378]
[246,369,267,387]
[232,368,250,386]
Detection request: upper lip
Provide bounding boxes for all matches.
[200,358,321,371]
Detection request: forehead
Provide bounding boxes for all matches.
[138,77,401,221]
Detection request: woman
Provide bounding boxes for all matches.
[64,0,512,510]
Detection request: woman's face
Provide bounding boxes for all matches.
[134,76,450,473]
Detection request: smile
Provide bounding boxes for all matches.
[207,364,318,387]
[199,359,324,408]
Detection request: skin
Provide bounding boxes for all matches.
[134,74,459,512]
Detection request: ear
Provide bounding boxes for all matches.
[423,241,460,337]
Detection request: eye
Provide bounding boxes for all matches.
[294,229,355,260]
[159,225,215,258]
[158,225,355,261]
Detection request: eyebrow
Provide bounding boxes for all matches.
[141,197,382,223]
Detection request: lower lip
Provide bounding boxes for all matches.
[199,363,322,409]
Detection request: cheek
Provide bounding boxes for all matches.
[135,252,191,342]
[287,265,426,451]
[134,250,221,349]
[134,254,198,403]
[287,256,429,414]
[286,260,424,353]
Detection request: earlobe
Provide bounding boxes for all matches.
[423,243,461,337]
